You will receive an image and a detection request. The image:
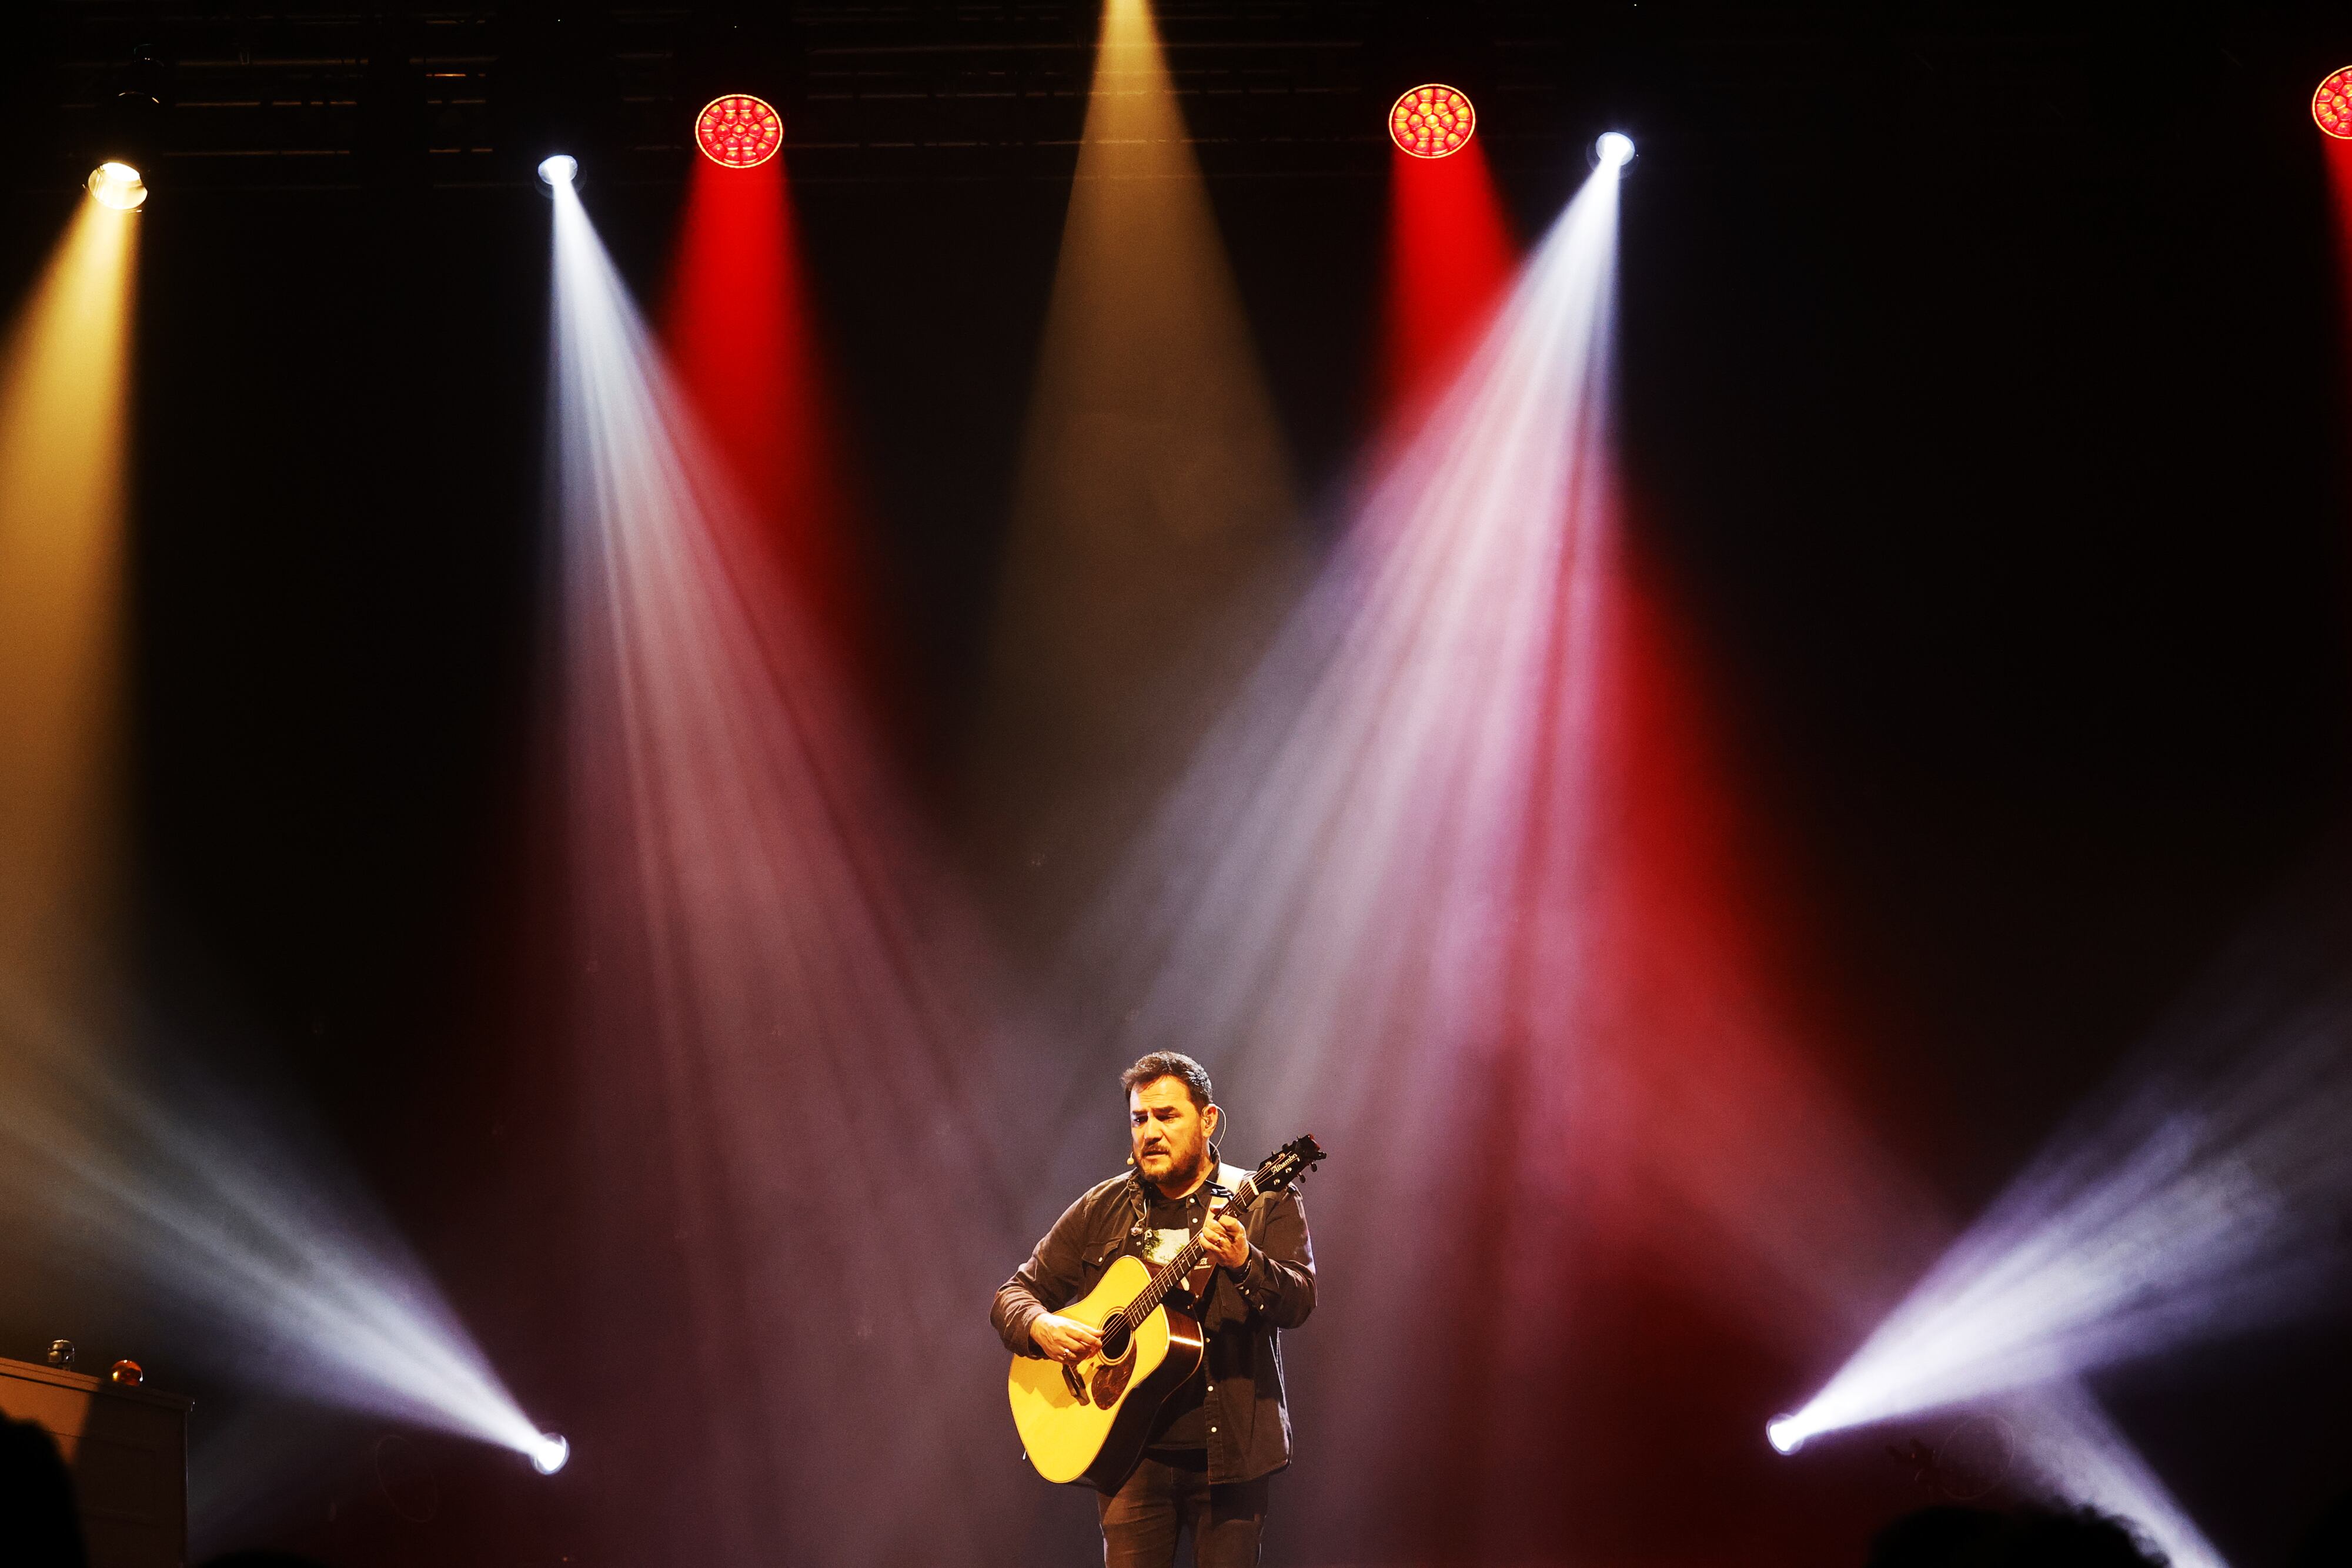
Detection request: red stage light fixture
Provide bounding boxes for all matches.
[2318,68,2352,139]
[1390,85,1475,160]
[696,94,784,169]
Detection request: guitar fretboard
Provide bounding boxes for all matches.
[1109,1177,1259,1336]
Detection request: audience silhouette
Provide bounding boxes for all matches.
[1867,1502,2166,1567]
[0,1414,87,1568]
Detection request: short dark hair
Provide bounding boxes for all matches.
[1121,1051,1212,1111]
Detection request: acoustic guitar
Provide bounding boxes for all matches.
[1008,1134,1325,1490]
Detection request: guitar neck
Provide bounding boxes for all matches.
[1131,1177,1258,1319]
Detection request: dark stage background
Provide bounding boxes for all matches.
[2,3,2350,1564]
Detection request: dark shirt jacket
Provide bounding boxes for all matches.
[992,1162,1316,1486]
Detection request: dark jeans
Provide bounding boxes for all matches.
[1098,1451,1269,1568]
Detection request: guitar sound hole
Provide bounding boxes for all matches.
[1098,1319,1132,1363]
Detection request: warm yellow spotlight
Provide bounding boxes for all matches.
[0,196,139,995]
[86,162,148,212]
[973,0,1301,922]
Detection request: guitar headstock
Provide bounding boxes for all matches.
[1250,1134,1327,1198]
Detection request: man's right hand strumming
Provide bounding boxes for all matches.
[1030,1313,1102,1364]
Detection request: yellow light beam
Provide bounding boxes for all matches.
[0,197,139,1002]
[970,0,1302,932]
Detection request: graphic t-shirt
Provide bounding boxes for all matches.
[1136,1185,1215,1449]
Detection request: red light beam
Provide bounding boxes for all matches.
[1380,136,1516,426]
[663,152,881,697]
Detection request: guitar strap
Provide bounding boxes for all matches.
[1181,1162,1254,1300]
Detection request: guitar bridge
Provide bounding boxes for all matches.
[1061,1361,1090,1405]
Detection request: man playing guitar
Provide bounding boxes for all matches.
[993,1052,1317,1566]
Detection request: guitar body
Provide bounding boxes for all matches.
[1008,1253,1205,1490]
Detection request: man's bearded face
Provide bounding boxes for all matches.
[1130,1076,1217,1192]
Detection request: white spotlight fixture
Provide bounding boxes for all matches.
[1766,1415,1804,1455]
[537,154,579,189]
[1595,132,1636,169]
[529,1430,571,1475]
[86,162,148,210]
